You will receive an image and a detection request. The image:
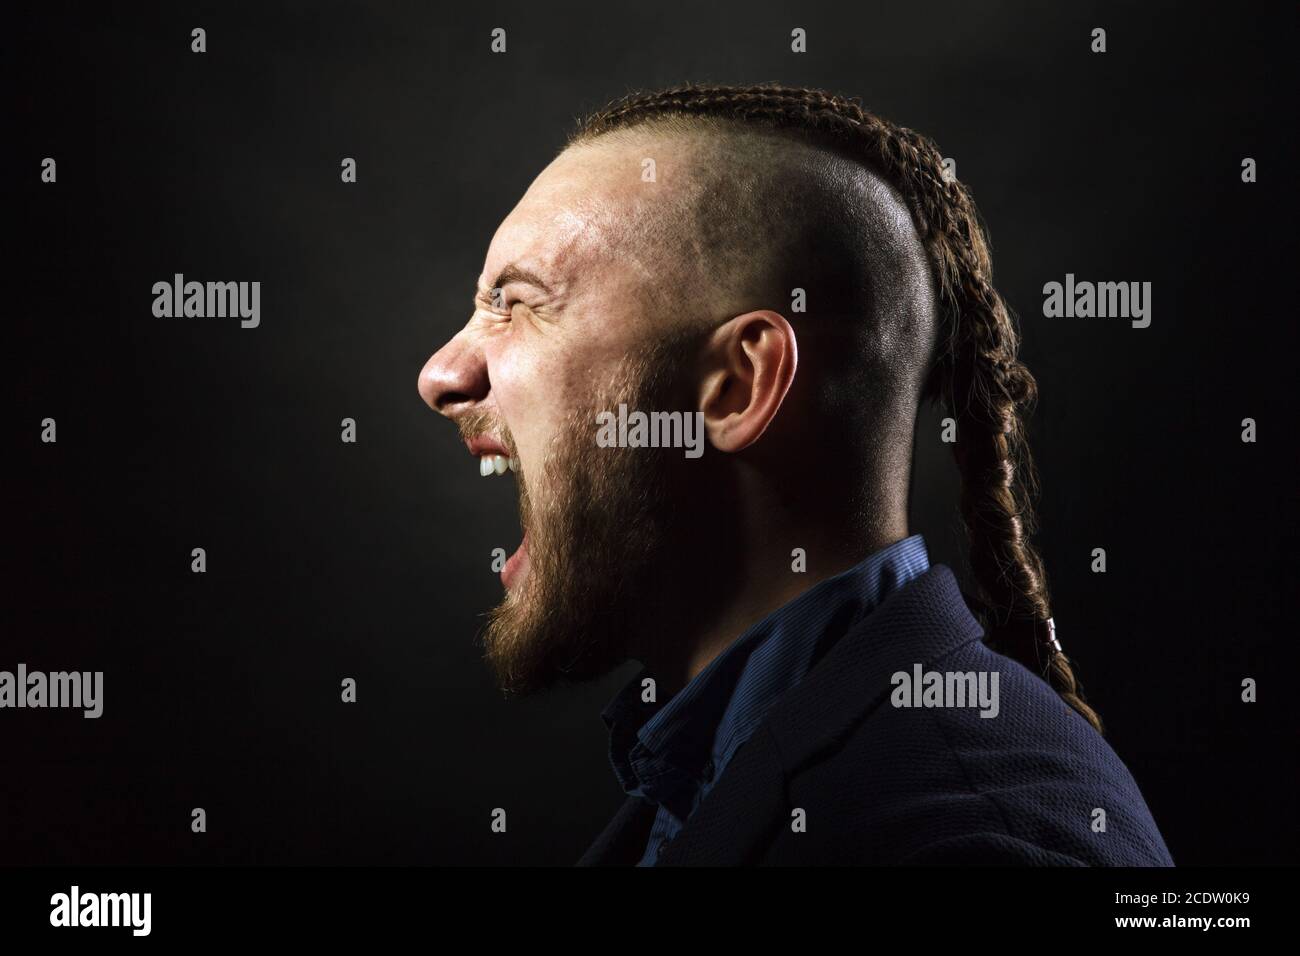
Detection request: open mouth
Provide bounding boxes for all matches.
[466,436,528,589]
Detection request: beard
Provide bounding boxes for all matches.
[465,333,705,697]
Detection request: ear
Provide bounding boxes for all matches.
[697,310,798,453]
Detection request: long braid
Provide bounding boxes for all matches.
[572,83,1102,732]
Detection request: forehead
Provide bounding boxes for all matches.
[480,137,695,296]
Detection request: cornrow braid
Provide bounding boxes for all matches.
[571,82,1102,733]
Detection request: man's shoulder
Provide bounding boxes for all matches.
[770,636,1174,866]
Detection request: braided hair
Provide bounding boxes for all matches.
[570,83,1103,733]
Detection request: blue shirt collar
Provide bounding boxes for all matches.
[602,534,930,821]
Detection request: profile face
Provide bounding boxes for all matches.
[417,137,705,696]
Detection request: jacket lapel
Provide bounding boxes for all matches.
[655,565,985,865]
[764,564,985,773]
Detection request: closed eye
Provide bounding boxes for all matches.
[476,287,531,318]
[474,287,502,311]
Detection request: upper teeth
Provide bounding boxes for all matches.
[479,454,519,477]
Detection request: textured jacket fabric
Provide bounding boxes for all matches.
[578,564,1173,866]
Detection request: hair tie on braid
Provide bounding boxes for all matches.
[1043,617,1062,653]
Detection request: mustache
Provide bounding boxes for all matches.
[455,408,519,459]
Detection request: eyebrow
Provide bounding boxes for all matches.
[475,264,554,304]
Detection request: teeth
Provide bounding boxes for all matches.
[479,453,518,477]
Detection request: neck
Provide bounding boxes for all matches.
[634,506,908,696]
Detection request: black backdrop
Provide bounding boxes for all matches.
[5,1,1296,866]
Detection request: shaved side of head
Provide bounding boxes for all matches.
[563,117,939,533]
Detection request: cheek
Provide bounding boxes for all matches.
[487,337,580,471]
[488,320,632,485]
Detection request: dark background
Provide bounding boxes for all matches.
[4,1,1295,865]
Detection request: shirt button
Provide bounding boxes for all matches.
[702,759,715,782]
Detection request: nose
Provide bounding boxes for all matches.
[418,329,490,418]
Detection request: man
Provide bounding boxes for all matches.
[417,83,1173,866]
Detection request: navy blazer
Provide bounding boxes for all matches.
[578,565,1173,866]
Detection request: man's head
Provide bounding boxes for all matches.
[418,84,1100,731]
